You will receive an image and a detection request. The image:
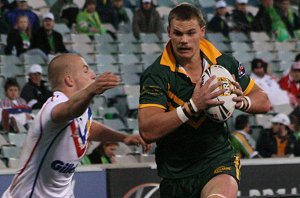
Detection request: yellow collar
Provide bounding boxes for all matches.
[160,39,222,72]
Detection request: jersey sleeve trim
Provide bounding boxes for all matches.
[139,104,167,109]
[243,78,255,96]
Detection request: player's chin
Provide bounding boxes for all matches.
[177,52,193,60]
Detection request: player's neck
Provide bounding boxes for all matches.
[177,53,202,69]
[177,54,203,83]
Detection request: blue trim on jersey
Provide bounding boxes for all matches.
[29,122,72,198]
[77,108,92,144]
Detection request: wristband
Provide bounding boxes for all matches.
[239,100,244,110]
[176,106,189,123]
[182,105,190,118]
[188,99,198,113]
[244,96,252,111]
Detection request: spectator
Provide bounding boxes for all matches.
[0,0,10,34]
[5,0,40,32]
[289,103,300,156]
[250,58,290,106]
[50,0,79,28]
[94,0,129,32]
[275,0,300,39]
[31,12,68,56]
[0,78,33,133]
[20,64,52,109]
[296,53,300,62]
[88,142,119,164]
[252,0,290,41]
[76,0,106,37]
[231,0,254,34]
[256,113,297,158]
[111,0,130,31]
[95,0,113,24]
[279,61,300,104]
[231,114,260,158]
[132,0,163,40]
[207,0,234,37]
[4,15,48,62]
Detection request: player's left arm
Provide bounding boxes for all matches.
[88,121,151,152]
[218,54,271,114]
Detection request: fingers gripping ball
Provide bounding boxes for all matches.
[201,65,237,122]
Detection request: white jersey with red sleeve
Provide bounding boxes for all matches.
[2,91,92,198]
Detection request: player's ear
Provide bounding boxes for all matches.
[200,25,205,37]
[167,26,170,37]
[64,75,74,87]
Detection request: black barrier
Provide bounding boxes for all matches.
[105,158,300,198]
[239,163,300,197]
[2,159,300,197]
[106,167,161,198]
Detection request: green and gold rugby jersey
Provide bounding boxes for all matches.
[139,39,254,179]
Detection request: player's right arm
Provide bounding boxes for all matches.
[51,72,120,123]
[139,75,224,143]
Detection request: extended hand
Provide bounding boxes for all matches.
[123,135,152,153]
[91,72,120,95]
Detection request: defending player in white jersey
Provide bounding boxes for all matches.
[2,54,149,198]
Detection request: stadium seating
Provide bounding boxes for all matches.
[228,32,250,43]
[126,118,139,132]
[123,85,140,97]
[7,133,27,147]
[1,145,21,158]
[114,154,138,164]
[0,159,6,168]
[54,23,71,35]
[0,133,8,147]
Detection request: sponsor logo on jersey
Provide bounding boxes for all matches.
[213,166,231,174]
[71,108,92,157]
[51,160,77,174]
[238,64,246,78]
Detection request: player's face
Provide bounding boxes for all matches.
[86,3,96,13]
[6,86,19,100]
[168,18,205,62]
[281,0,290,12]
[104,144,118,158]
[217,7,227,16]
[18,1,28,10]
[113,0,123,8]
[17,17,29,31]
[29,72,42,86]
[43,19,54,31]
[272,122,281,133]
[262,0,273,7]
[291,69,300,81]
[253,67,265,78]
[142,2,151,10]
[73,58,96,90]
[237,3,247,12]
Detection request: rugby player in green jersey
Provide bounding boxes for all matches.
[138,3,271,198]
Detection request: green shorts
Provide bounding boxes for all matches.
[159,156,241,198]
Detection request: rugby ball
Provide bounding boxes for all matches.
[201,65,236,122]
